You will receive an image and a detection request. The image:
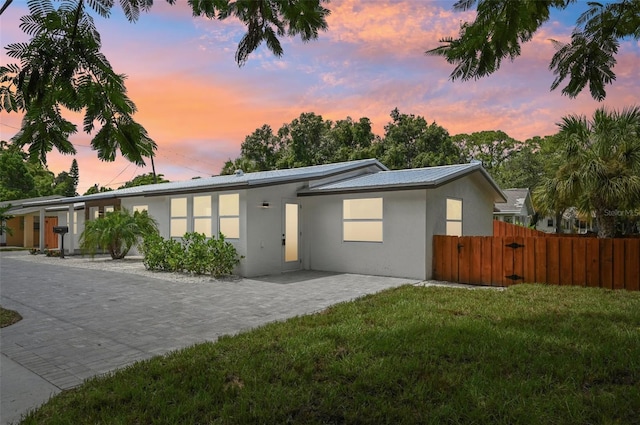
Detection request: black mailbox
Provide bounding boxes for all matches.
[52,226,69,258]
[53,226,69,234]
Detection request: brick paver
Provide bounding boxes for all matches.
[0,252,416,423]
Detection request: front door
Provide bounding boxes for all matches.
[282,200,300,271]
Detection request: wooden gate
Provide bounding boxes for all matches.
[44,216,58,249]
[433,235,640,290]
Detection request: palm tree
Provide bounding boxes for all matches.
[548,106,640,238]
[80,208,158,259]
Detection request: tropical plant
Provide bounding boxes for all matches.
[1,0,329,166]
[427,0,640,101]
[0,204,14,237]
[536,106,640,237]
[80,208,158,259]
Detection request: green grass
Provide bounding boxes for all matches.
[21,284,640,424]
[0,306,22,327]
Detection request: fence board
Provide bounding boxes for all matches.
[558,238,573,286]
[491,237,504,287]
[469,237,483,284]
[625,239,640,291]
[535,237,547,283]
[585,239,600,288]
[600,239,613,289]
[547,238,560,285]
[613,239,626,290]
[513,236,525,286]
[458,236,471,284]
[572,239,586,286]
[523,237,536,283]
[481,237,493,285]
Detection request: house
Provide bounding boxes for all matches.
[17,159,505,280]
[493,188,535,226]
[536,207,595,234]
[0,196,68,249]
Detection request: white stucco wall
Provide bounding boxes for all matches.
[302,190,428,280]
[244,182,303,277]
[302,171,497,280]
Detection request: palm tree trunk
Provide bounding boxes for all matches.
[596,208,616,238]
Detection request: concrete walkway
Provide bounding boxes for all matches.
[0,252,418,424]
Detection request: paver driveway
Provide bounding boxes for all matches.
[0,252,416,423]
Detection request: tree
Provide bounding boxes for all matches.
[0,203,14,239]
[0,0,330,166]
[69,159,79,192]
[427,0,640,101]
[0,145,36,200]
[79,208,158,259]
[535,106,640,237]
[84,184,113,195]
[379,108,460,169]
[452,130,521,178]
[118,173,169,189]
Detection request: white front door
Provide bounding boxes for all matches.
[282,200,300,272]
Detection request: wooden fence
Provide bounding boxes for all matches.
[433,235,640,291]
[493,220,549,237]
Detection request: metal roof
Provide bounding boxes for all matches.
[22,159,387,207]
[299,163,506,201]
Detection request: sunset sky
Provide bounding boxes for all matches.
[1,0,638,194]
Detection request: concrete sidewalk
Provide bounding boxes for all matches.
[0,252,418,424]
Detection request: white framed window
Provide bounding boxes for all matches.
[219,193,239,239]
[170,197,188,237]
[343,198,383,242]
[193,195,212,237]
[132,205,148,213]
[104,206,114,214]
[446,198,462,236]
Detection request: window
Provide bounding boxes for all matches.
[446,198,462,236]
[133,205,148,213]
[66,211,79,234]
[104,206,114,214]
[193,195,212,237]
[547,218,554,227]
[170,198,188,237]
[219,193,239,239]
[343,198,383,242]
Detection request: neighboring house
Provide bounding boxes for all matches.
[493,188,535,226]
[536,207,595,234]
[1,196,67,249]
[19,159,505,280]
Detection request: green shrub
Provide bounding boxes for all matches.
[141,232,241,277]
[183,232,211,275]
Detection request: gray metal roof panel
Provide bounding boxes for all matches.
[303,163,480,191]
[21,159,387,207]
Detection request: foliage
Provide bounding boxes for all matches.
[0,141,79,200]
[117,172,169,189]
[19,284,640,424]
[142,232,241,277]
[141,232,184,273]
[222,109,459,174]
[378,108,460,169]
[427,0,640,101]
[535,106,640,237]
[1,0,329,165]
[83,184,113,195]
[80,208,158,259]
[0,204,14,236]
[452,132,547,190]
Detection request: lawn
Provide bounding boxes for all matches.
[21,284,640,424]
[0,306,22,327]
